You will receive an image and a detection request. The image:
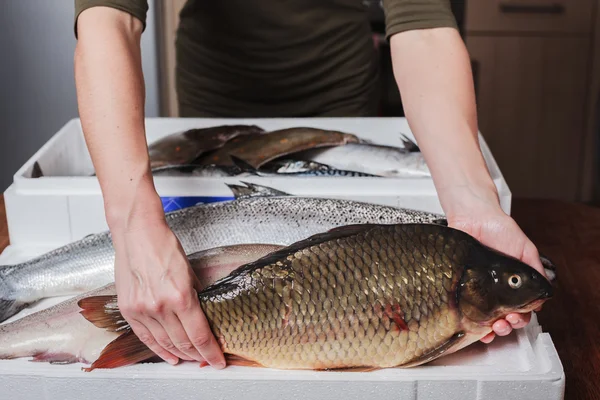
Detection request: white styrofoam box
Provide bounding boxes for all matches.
[5,117,511,247]
[0,244,564,400]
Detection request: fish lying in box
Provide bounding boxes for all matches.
[0,244,282,365]
[148,124,265,169]
[0,224,553,372]
[0,183,446,323]
[194,127,363,168]
[32,125,431,179]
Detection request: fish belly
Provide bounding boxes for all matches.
[0,285,118,364]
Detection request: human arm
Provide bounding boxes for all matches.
[73,5,225,367]
[387,24,545,341]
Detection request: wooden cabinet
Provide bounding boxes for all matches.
[465,0,599,201]
[467,36,590,199]
[465,0,595,34]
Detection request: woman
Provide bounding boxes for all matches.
[73,0,545,370]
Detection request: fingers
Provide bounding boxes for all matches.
[160,311,205,362]
[178,296,226,369]
[522,240,548,279]
[480,332,495,344]
[142,315,198,362]
[505,312,531,330]
[492,319,512,336]
[127,318,180,365]
[487,312,532,342]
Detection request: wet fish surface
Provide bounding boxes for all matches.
[0,244,282,365]
[232,157,379,177]
[80,223,553,371]
[148,125,265,169]
[197,127,361,168]
[151,164,247,178]
[0,184,444,322]
[296,143,431,178]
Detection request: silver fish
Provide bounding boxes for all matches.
[0,183,445,322]
[151,164,247,178]
[258,159,379,177]
[0,244,283,364]
[296,143,431,178]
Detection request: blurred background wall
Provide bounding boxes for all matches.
[0,1,160,191]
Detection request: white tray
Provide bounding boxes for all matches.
[0,245,565,400]
[4,117,511,247]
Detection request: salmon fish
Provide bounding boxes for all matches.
[0,183,445,323]
[197,127,361,168]
[79,223,553,371]
[148,125,265,168]
[0,244,283,365]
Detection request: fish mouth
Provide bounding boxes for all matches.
[517,290,553,313]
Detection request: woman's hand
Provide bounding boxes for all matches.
[389,27,546,342]
[112,215,226,368]
[442,185,546,344]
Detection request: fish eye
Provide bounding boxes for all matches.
[508,274,522,289]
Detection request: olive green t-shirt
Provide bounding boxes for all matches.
[74,0,457,118]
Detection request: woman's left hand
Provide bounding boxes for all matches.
[447,202,546,343]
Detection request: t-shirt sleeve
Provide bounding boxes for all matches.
[74,0,149,37]
[382,0,458,40]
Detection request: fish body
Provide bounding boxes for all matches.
[151,164,247,177]
[297,143,431,178]
[82,223,553,371]
[197,127,361,168]
[258,159,378,177]
[148,125,264,168]
[0,244,283,365]
[0,185,443,322]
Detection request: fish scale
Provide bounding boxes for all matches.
[198,224,464,370]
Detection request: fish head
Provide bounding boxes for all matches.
[457,246,553,325]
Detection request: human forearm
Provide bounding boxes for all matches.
[389,27,499,217]
[74,6,162,231]
[390,26,546,342]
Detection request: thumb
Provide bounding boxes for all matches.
[522,241,547,280]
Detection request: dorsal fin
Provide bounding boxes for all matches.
[31,161,44,178]
[229,155,261,175]
[199,223,380,298]
[225,181,290,199]
[399,134,421,153]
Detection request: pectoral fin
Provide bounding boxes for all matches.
[226,181,290,199]
[400,331,465,368]
[223,354,265,368]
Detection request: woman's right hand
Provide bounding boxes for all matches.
[111,214,226,368]
[74,6,225,369]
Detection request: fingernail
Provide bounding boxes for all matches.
[167,358,178,366]
[506,315,520,325]
[498,326,511,335]
[215,361,226,369]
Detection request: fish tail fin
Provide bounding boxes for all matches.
[0,299,27,323]
[226,181,290,199]
[83,330,155,372]
[229,155,260,175]
[31,161,44,178]
[78,295,155,371]
[399,134,421,153]
[0,266,27,322]
[78,295,129,332]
